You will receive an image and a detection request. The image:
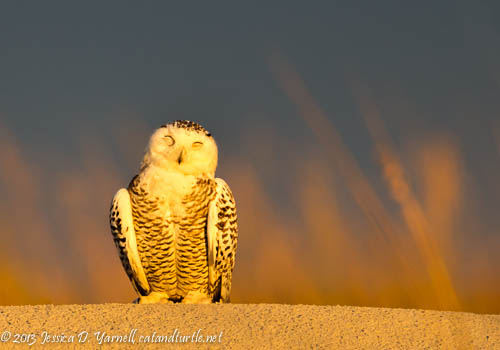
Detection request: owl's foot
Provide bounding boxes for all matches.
[182,291,212,304]
[136,292,173,304]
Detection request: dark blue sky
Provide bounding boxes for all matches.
[2,2,500,154]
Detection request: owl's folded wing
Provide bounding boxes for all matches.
[110,188,150,296]
[207,178,238,303]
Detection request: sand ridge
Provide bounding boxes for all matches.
[0,303,498,349]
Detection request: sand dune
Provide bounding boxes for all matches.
[0,304,498,349]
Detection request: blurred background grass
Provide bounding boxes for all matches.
[1,67,499,312]
[0,2,500,313]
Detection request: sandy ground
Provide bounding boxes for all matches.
[0,304,498,349]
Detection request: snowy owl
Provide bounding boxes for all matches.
[109,120,238,304]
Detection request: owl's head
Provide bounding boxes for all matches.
[143,120,218,177]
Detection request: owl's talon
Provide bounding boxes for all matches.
[182,291,212,304]
[138,292,173,304]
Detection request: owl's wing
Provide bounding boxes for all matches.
[110,188,150,296]
[207,178,238,303]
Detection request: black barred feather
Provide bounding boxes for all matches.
[109,190,150,296]
[207,179,238,302]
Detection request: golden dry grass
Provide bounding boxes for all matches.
[0,61,499,313]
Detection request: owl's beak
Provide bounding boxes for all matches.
[177,148,184,164]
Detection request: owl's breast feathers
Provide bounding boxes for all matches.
[127,173,217,299]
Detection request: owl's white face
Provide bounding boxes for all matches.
[143,122,218,177]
